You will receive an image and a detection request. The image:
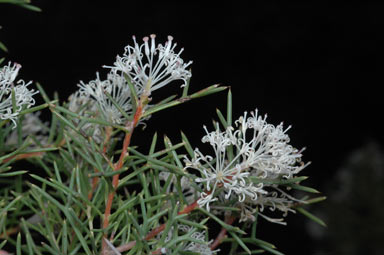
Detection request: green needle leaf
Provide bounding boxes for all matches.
[16,232,22,255]
[0,41,8,52]
[19,3,41,12]
[296,207,327,227]
[229,231,251,255]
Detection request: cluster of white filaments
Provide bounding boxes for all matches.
[104,34,192,94]
[77,35,191,125]
[0,62,38,127]
[184,109,309,222]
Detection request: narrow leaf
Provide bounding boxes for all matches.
[296,207,326,227]
[229,231,251,255]
[0,41,8,52]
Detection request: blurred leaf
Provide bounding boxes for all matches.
[0,41,8,52]
[287,183,320,194]
[296,207,326,227]
[228,231,251,255]
[19,3,41,12]
[0,170,27,177]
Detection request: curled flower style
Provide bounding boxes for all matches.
[0,62,38,127]
[0,62,20,87]
[184,109,309,219]
[78,72,134,125]
[236,110,309,179]
[104,34,192,95]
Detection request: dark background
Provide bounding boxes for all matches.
[1,1,383,254]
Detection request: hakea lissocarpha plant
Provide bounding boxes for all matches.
[0,34,325,255]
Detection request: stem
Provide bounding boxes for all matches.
[115,193,210,253]
[144,199,200,241]
[101,104,143,252]
[151,248,163,255]
[103,126,112,154]
[0,226,20,239]
[210,215,235,250]
[116,241,136,253]
[2,151,44,163]
[88,169,99,201]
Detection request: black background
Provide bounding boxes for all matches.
[1,1,383,254]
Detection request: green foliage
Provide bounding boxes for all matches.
[0,83,325,254]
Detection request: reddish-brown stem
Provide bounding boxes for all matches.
[144,224,166,241]
[103,126,112,154]
[2,151,44,163]
[144,195,204,241]
[116,241,136,253]
[178,199,199,215]
[0,226,20,239]
[88,175,99,201]
[151,248,163,255]
[142,200,200,241]
[101,104,143,252]
[115,193,209,253]
[2,136,68,164]
[210,215,235,250]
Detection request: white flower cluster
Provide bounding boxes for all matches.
[184,109,309,222]
[77,35,192,125]
[0,62,38,127]
[104,34,192,94]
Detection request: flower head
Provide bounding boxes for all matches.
[184,109,309,218]
[0,62,38,127]
[104,34,192,95]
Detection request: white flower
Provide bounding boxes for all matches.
[78,72,133,124]
[240,110,309,179]
[185,123,266,211]
[104,34,192,95]
[0,62,38,127]
[184,109,308,214]
[0,62,20,87]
